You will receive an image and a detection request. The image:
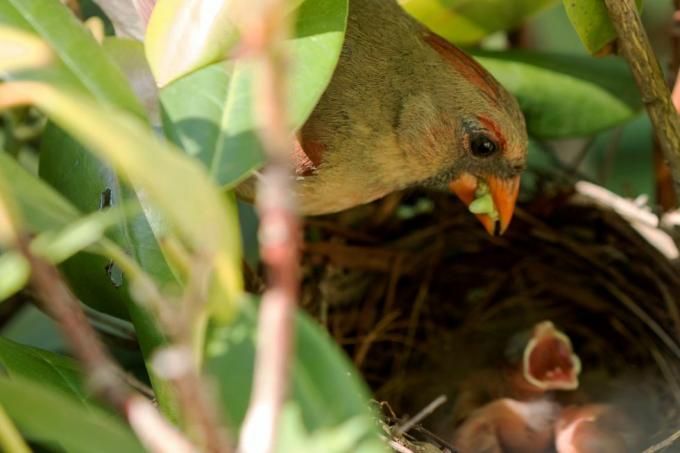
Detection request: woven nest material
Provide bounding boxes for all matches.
[300,178,680,452]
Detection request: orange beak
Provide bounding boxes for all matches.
[449,173,520,235]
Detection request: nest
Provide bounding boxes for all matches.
[300,176,680,452]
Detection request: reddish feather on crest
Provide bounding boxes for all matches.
[423,33,501,105]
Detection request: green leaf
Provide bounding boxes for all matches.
[31,202,136,264]
[563,0,643,55]
[0,253,29,301]
[0,25,54,73]
[0,152,79,233]
[160,0,348,187]
[0,338,89,405]
[103,37,160,123]
[475,50,642,138]
[145,0,239,87]
[206,296,382,447]
[400,0,558,45]
[0,0,145,118]
[0,375,145,453]
[276,403,386,453]
[0,152,175,418]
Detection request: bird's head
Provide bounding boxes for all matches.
[398,32,528,235]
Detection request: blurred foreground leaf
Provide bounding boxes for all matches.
[0,338,89,404]
[0,375,144,453]
[206,296,383,449]
[0,82,243,321]
[400,0,558,45]
[145,0,239,87]
[0,25,53,73]
[476,51,642,138]
[0,0,145,117]
[277,403,385,453]
[563,0,643,55]
[160,0,348,187]
[0,253,29,301]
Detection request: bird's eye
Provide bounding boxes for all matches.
[470,134,499,158]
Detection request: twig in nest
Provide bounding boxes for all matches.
[643,427,680,453]
[393,394,447,437]
[603,0,680,196]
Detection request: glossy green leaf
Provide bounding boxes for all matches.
[475,50,642,138]
[145,0,239,87]
[2,81,243,320]
[0,152,175,417]
[0,0,145,118]
[206,296,381,447]
[0,376,144,453]
[563,0,643,55]
[0,252,30,301]
[400,0,558,45]
[160,0,348,187]
[0,338,89,405]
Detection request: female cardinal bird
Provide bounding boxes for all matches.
[241,0,529,234]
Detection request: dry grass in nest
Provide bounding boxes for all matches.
[300,178,680,452]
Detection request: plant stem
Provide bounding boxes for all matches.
[603,0,680,196]
[237,1,298,452]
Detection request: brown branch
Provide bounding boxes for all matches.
[236,1,298,452]
[16,238,197,453]
[603,0,680,197]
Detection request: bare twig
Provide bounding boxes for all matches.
[603,0,680,196]
[236,1,298,452]
[643,427,680,453]
[17,238,197,453]
[393,395,447,437]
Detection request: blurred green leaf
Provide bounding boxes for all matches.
[3,81,243,319]
[206,296,382,447]
[103,37,160,123]
[0,152,79,232]
[475,50,642,138]
[0,375,144,453]
[145,0,239,87]
[0,25,54,73]
[0,253,29,301]
[563,0,643,55]
[0,338,89,404]
[31,202,135,264]
[277,403,386,453]
[400,0,558,45]
[160,0,348,188]
[0,151,174,416]
[0,0,145,118]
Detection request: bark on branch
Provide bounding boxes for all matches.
[603,0,680,196]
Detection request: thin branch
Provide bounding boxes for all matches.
[603,0,680,197]
[236,1,298,452]
[643,427,680,453]
[16,238,198,453]
[393,395,447,437]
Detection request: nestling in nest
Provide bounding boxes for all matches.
[300,176,680,452]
